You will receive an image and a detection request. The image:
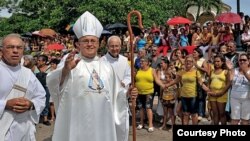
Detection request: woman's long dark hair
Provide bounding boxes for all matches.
[214,54,227,70]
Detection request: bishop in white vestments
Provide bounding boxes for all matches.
[47,11,137,141]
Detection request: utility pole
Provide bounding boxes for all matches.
[236,0,241,50]
[237,0,240,13]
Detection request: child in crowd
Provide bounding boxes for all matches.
[219,45,227,55]
[160,72,177,130]
[168,61,183,123]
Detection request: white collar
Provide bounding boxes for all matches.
[106,52,119,61]
[0,60,21,71]
[78,54,99,62]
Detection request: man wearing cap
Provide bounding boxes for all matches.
[47,11,138,141]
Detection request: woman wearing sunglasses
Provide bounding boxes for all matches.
[228,53,250,125]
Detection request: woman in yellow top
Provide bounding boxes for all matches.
[165,55,209,125]
[135,56,164,132]
[207,54,231,125]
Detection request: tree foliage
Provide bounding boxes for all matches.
[0,0,222,37]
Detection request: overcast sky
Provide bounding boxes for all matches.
[0,0,250,18]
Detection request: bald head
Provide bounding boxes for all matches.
[107,36,122,58]
[227,40,236,53]
[2,34,23,46]
[107,36,121,46]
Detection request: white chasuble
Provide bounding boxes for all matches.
[47,56,128,141]
[101,53,131,87]
[101,53,131,141]
[0,61,46,141]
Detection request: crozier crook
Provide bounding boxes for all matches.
[127,10,143,141]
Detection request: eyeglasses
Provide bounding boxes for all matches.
[78,39,98,45]
[4,45,24,50]
[239,59,248,62]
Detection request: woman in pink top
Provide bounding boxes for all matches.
[220,26,234,45]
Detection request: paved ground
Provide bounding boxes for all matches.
[35,122,171,141]
[35,96,171,141]
[36,118,211,141]
[35,96,211,141]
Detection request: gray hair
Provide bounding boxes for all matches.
[2,33,23,46]
[24,55,33,60]
[107,35,121,46]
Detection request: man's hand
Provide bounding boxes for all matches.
[60,51,81,85]
[6,97,33,113]
[63,51,81,73]
[121,82,125,88]
[128,86,138,100]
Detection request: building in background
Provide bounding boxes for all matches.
[187,2,231,25]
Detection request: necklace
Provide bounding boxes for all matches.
[83,59,102,93]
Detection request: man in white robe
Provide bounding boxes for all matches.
[47,11,137,141]
[100,36,131,141]
[0,34,46,141]
[101,35,131,88]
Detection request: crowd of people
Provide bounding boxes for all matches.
[129,13,250,130]
[0,11,250,141]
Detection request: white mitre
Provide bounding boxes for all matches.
[73,11,103,39]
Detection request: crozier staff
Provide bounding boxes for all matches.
[47,11,138,141]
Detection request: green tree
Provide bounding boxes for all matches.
[0,0,199,36]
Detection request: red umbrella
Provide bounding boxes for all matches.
[167,16,192,25]
[215,12,241,24]
[151,28,160,33]
[47,43,64,51]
